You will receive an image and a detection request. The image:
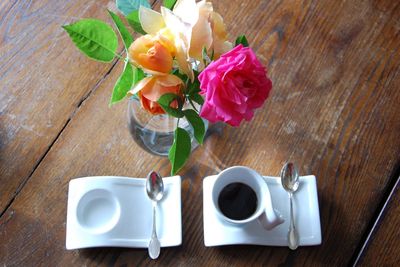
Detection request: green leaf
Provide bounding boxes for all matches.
[157,93,184,118]
[116,0,150,16]
[109,62,133,106]
[163,0,177,9]
[183,109,205,144]
[62,19,118,62]
[184,70,199,94]
[172,69,188,83]
[169,127,191,175]
[185,70,203,105]
[189,92,204,105]
[235,35,249,47]
[187,80,200,95]
[133,67,145,85]
[126,10,146,35]
[108,10,133,51]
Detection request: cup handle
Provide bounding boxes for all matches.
[258,208,284,230]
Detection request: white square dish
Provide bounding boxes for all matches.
[66,176,182,249]
[203,175,322,246]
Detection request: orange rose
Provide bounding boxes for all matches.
[128,35,173,75]
[128,75,184,115]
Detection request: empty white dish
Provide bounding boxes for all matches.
[66,176,182,249]
[203,175,322,246]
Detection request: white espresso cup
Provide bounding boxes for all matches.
[212,166,284,230]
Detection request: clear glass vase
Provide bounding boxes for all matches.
[127,96,207,156]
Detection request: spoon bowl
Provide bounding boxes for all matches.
[146,171,164,259]
[146,172,164,201]
[281,162,300,193]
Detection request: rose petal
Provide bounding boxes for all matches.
[128,77,153,95]
[210,11,232,58]
[172,0,199,26]
[161,7,194,79]
[139,6,166,35]
[141,75,182,102]
[156,28,176,56]
[189,1,213,61]
[139,90,165,115]
[157,74,184,87]
[198,44,272,127]
[128,35,173,74]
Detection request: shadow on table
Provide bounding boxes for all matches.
[212,189,350,266]
[77,247,149,265]
[77,246,184,265]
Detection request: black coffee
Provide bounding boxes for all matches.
[217,182,258,220]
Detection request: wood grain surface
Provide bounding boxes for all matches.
[0,0,120,214]
[1,0,399,266]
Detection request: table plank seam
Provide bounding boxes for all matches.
[0,0,162,219]
[0,57,120,218]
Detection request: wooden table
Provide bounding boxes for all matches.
[1,0,399,266]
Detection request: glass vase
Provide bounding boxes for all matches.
[127,96,207,156]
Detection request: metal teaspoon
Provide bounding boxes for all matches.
[280,162,300,250]
[146,171,164,259]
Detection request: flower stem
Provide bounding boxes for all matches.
[113,51,131,65]
[188,98,199,113]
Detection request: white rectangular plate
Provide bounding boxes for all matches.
[203,175,322,246]
[66,176,182,249]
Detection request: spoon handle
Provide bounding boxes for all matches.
[148,203,160,259]
[288,193,299,250]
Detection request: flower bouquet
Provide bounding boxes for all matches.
[63,0,272,174]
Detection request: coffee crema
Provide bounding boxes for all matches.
[217,182,258,220]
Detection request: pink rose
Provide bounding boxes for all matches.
[198,44,272,126]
